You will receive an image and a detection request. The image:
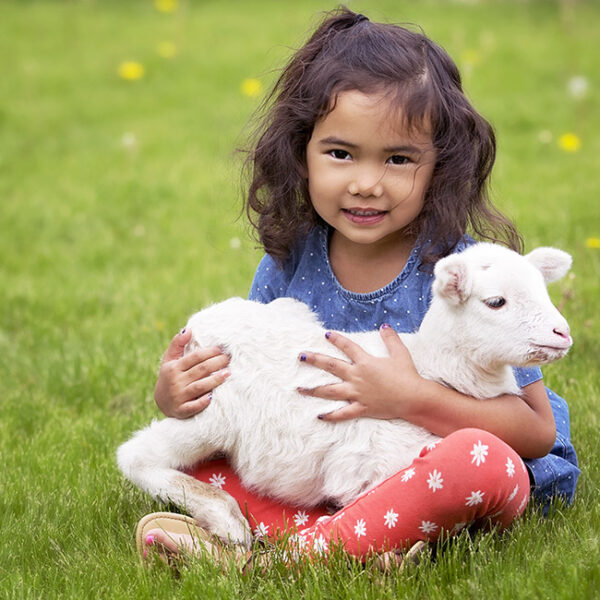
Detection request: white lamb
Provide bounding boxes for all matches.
[117,243,572,547]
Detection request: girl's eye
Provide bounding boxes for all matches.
[329,149,351,160]
[484,297,506,309]
[387,155,411,165]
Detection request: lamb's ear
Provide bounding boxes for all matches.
[526,247,572,283]
[432,255,473,305]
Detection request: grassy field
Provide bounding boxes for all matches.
[1,0,599,598]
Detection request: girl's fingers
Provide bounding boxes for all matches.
[179,346,224,371]
[319,402,367,422]
[322,330,365,362]
[298,383,350,401]
[379,324,410,359]
[299,351,352,378]
[184,353,230,383]
[163,328,192,362]
[176,393,213,419]
[185,369,230,400]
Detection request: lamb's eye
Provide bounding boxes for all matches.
[484,297,506,309]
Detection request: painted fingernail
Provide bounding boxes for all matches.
[317,414,325,420]
[180,328,186,335]
[146,534,156,545]
[299,353,307,362]
[325,331,332,339]
[381,323,391,329]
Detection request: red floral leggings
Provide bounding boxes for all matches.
[187,428,530,559]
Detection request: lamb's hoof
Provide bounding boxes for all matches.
[208,514,253,549]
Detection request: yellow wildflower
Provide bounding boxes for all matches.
[241,78,262,97]
[558,133,581,152]
[118,61,145,81]
[155,0,178,13]
[157,41,177,58]
[585,237,600,249]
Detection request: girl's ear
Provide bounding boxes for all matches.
[525,247,572,283]
[432,255,472,304]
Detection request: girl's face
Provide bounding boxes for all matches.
[306,90,436,253]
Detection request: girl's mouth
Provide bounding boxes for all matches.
[342,208,387,225]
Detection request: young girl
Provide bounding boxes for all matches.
[142,8,579,568]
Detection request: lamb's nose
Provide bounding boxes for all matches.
[553,325,572,347]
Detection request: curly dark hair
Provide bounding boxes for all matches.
[243,7,522,266]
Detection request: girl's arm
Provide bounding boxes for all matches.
[299,327,556,459]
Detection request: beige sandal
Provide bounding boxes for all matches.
[136,512,213,560]
[136,511,253,570]
[375,540,430,572]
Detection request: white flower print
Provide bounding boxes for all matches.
[208,472,226,489]
[465,490,485,507]
[518,495,528,513]
[253,522,270,538]
[425,440,440,451]
[507,484,519,503]
[384,509,399,529]
[289,533,308,559]
[470,440,489,466]
[312,534,328,554]
[427,469,444,492]
[293,510,310,527]
[506,457,515,478]
[401,467,416,482]
[354,519,367,538]
[419,520,438,535]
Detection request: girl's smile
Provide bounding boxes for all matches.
[342,207,387,225]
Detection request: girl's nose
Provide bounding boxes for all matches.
[348,174,384,198]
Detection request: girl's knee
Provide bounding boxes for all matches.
[444,428,518,458]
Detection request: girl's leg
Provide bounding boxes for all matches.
[185,459,330,538]
[296,428,530,559]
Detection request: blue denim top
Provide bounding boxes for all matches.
[248,225,579,511]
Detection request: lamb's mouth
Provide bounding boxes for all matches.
[526,344,570,364]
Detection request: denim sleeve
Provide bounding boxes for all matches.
[514,366,542,387]
[248,254,291,304]
[524,388,580,514]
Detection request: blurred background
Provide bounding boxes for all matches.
[0,1,598,596]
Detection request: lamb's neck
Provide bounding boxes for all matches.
[406,300,517,399]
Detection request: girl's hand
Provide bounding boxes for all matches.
[154,329,231,419]
[299,325,426,422]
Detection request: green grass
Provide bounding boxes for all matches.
[1,0,599,598]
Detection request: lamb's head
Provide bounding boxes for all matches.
[430,243,572,368]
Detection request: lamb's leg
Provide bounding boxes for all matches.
[117,418,251,547]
